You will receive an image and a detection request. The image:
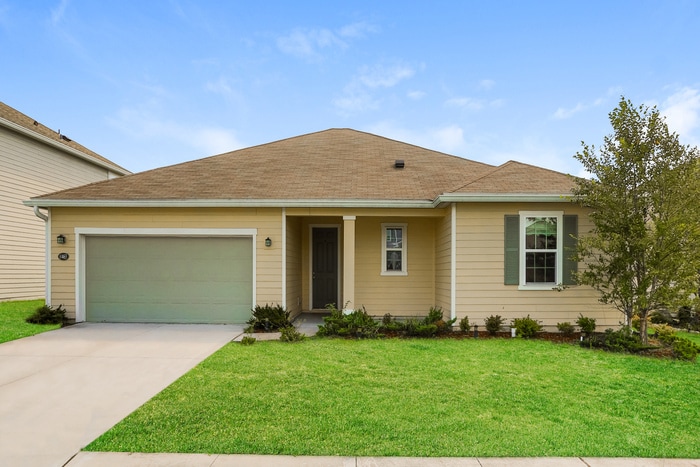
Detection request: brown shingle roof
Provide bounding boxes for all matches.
[0,101,130,174]
[30,128,575,204]
[451,160,576,194]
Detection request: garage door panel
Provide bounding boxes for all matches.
[86,236,253,324]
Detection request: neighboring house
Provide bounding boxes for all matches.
[0,101,130,302]
[24,129,617,328]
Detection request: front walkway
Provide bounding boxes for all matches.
[0,323,243,467]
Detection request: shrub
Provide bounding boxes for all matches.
[382,313,393,326]
[576,314,596,336]
[511,315,543,338]
[651,323,676,345]
[316,304,379,339]
[484,315,504,335]
[585,327,654,353]
[649,308,674,325]
[240,336,256,346]
[25,304,66,325]
[676,306,693,327]
[459,316,470,332]
[672,337,700,362]
[423,306,456,334]
[279,326,306,343]
[556,322,575,336]
[631,314,651,332]
[246,304,292,332]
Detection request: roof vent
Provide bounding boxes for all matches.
[394,159,405,169]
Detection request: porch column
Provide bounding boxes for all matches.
[342,216,356,312]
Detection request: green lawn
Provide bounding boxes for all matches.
[87,338,700,458]
[0,299,60,344]
[676,330,700,345]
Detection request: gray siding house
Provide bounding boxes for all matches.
[0,101,130,301]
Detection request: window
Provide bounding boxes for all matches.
[382,223,407,275]
[504,212,578,289]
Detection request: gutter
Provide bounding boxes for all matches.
[23,193,573,209]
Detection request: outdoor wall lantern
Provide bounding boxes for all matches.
[265,237,272,247]
[56,234,66,244]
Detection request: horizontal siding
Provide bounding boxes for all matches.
[454,202,618,329]
[49,207,283,320]
[434,209,452,314]
[0,126,115,301]
[285,216,303,317]
[354,217,436,317]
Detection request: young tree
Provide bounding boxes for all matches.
[572,97,700,343]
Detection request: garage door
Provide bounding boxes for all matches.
[85,236,253,324]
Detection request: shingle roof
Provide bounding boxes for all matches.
[30,128,575,204]
[0,101,130,175]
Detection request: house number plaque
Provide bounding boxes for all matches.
[58,253,69,261]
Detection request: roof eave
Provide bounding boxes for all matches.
[0,117,131,176]
[437,193,573,203]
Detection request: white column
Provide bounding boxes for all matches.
[342,216,356,312]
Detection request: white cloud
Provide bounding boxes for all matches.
[479,79,495,90]
[445,97,484,111]
[108,106,242,157]
[358,63,415,88]
[50,0,69,25]
[553,89,619,120]
[407,90,426,100]
[661,87,700,140]
[277,21,377,60]
[365,121,467,155]
[553,102,587,120]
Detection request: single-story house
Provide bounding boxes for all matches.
[0,101,130,301]
[24,128,617,328]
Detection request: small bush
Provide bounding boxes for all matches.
[585,327,654,354]
[382,313,393,326]
[676,306,693,327]
[631,314,651,332]
[511,315,543,338]
[316,304,378,338]
[459,316,470,332]
[576,314,596,336]
[240,336,256,346]
[649,309,674,325]
[279,326,306,343]
[556,322,575,336]
[424,306,456,334]
[25,304,66,325]
[484,315,504,335]
[672,337,700,362]
[652,323,676,345]
[247,304,292,332]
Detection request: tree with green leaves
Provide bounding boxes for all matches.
[572,97,700,344]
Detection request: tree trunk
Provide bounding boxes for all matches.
[638,311,649,345]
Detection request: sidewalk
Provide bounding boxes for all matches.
[65,452,700,466]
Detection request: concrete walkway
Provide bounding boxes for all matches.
[65,452,700,466]
[0,323,244,467]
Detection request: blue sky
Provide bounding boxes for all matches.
[2,1,699,175]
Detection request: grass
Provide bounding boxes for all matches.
[87,338,700,458]
[0,299,60,343]
[676,330,700,345]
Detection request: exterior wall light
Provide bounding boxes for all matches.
[56,234,66,244]
[265,237,272,247]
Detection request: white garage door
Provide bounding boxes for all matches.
[85,236,253,324]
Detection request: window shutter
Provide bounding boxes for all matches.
[504,215,519,285]
[563,215,578,285]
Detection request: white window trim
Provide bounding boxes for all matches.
[381,223,407,276]
[518,211,563,290]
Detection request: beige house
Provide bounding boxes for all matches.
[25,129,616,328]
[1,101,130,301]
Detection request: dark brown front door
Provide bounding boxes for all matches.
[312,227,338,309]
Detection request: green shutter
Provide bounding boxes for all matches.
[504,215,520,285]
[563,215,578,285]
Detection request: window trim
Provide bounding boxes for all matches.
[381,223,407,276]
[518,211,563,290]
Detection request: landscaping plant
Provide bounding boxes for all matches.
[556,322,575,336]
[484,314,504,335]
[246,304,292,332]
[25,303,66,325]
[510,315,543,338]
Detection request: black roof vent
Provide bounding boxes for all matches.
[394,159,405,169]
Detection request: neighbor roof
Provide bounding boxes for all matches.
[0,101,130,175]
[27,129,575,207]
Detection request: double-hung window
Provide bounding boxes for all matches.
[382,223,407,275]
[504,211,578,289]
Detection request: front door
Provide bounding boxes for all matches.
[312,227,338,309]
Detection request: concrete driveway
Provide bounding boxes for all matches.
[0,323,243,467]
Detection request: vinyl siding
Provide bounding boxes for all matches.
[434,207,452,314]
[0,126,115,301]
[49,207,283,321]
[454,202,618,329]
[354,217,436,317]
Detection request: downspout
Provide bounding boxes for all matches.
[33,206,50,304]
